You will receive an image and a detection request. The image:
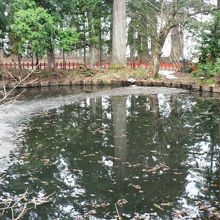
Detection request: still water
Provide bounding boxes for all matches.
[0,86,220,219]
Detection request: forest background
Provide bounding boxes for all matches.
[0,0,220,78]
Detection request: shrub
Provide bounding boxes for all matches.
[194,62,215,78]
[194,58,220,79]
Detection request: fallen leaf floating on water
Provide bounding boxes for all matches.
[41,158,50,165]
[107,156,121,161]
[91,128,106,134]
[211,183,220,189]
[85,209,96,216]
[132,213,151,220]
[197,202,220,219]
[70,169,82,174]
[154,204,164,211]
[173,172,183,175]
[198,203,210,212]
[160,202,173,207]
[92,202,110,208]
[127,163,142,168]
[83,153,96,157]
[132,184,142,190]
[174,209,188,218]
[117,199,128,207]
[122,213,132,218]
[142,164,170,173]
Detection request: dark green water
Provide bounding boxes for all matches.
[0,86,220,219]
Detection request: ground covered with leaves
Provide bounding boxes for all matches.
[0,65,219,92]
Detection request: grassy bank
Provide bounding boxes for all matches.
[0,65,218,89]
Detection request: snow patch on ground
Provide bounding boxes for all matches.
[159,70,177,79]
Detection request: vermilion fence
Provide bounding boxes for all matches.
[0,61,181,71]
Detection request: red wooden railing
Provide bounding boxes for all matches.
[0,61,181,71]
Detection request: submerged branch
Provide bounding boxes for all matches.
[0,190,54,220]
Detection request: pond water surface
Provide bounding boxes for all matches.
[0,86,220,219]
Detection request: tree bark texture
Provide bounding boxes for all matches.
[140,36,149,62]
[128,19,135,60]
[18,54,21,70]
[89,44,98,66]
[47,48,55,71]
[152,26,172,78]
[170,25,183,61]
[112,0,127,65]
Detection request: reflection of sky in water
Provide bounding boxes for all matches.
[158,94,171,118]
[177,137,219,216]
[2,87,179,167]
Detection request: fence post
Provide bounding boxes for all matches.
[134,61,137,69]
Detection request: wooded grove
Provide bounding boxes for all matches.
[0,0,218,76]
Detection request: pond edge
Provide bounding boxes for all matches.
[0,79,219,93]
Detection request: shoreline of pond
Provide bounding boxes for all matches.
[0,78,219,93]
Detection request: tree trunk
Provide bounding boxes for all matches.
[152,47,162,78]
[130,43,135,60]
[83,17,87,65]
[170,25,184,61]
[47,48,55,71]
[140,36,149,62]
[98,6,102,65]
[112,0,127,65]
[136,33,142,59]
[109,17,113,57]
[89,44,98,66]
[18,54,21,70]
[151,25,173,78]
[99,25,102,65]
[35,53,39,69]
[150,13,157,57]
[31,54,34,69]
[62,50,65,64]
[83,28,87,65]
[128,19,135,60]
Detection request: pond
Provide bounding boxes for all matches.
[0,86,220,219]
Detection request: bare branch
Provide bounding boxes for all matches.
[0,190,54,219]
[0,65,39,104]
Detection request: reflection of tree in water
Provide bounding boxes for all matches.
[112,96,127,179]
[126,94,220,216]
[189,98,220,207]
[125,94,189,217]
[0,93,220,219]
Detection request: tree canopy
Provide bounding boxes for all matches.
[0,0,218,75]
